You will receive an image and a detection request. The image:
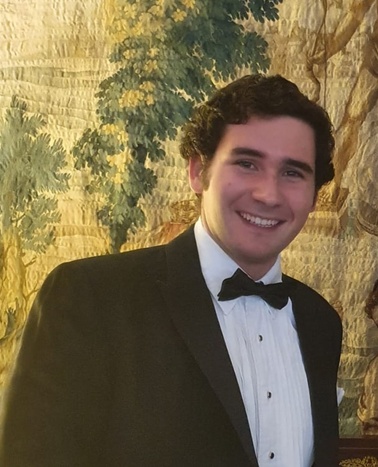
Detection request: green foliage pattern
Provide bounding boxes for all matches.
[74,0,283,252]
[0,96,69,254]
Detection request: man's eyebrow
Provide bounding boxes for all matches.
[230,147,314,175]
[230,147,264,158]
[285,158,314,174]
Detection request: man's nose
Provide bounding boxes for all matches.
[251,174,281,206]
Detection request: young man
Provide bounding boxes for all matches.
[0,75,342,466]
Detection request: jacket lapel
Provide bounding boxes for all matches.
[158,227,257,465]
[288,278,338,464]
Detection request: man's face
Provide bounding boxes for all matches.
[189,116,316,280]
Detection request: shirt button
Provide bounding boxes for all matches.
[269,452,275,459]
[258,335,263,342]
[267,391,272,399]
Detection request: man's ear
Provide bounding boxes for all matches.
[188,156,204,194]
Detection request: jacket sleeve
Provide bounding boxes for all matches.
[0,261,111,467]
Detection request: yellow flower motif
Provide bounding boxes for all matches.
[114,172,123,185]
[107,152,130,172]
[123,4,138,20]
[145,95,155,106]
[131,21,145,37]
[172,9,187,22]
[119,89,144,108]
[144,60,158,73]
[140,81,155,92]
[101,123,128,145]
[181,0,195,8]
[106,155,117,166]
[148,47,159,58]
[123,49,136,60]
[102,124,118,136]
[148,4,164,16]
[117,130,129,145]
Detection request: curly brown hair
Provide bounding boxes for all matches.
[180,74,335,193]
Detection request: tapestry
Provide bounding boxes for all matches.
[0,0,377,439]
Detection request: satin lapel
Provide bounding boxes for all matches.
[288,278,329,457]
[158,227,257,464]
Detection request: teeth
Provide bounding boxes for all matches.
[240,212,279,227]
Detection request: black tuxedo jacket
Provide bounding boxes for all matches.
[0,227,342,466]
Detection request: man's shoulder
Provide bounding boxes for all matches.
[54,243,166,277]
[283,273,328,301]
[283,273,342,326]
[284,273,338,309]
[50,225,196,279]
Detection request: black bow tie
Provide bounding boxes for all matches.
[218,268,291,310]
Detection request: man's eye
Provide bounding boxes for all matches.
[284,170,303,178]
[236,160,255,169]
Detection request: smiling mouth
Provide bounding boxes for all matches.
[240,212,280,228]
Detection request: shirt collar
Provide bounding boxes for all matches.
[194,218,283,313]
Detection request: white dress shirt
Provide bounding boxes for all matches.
[194,219,314,467]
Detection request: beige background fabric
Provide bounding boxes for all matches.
[0,0,377,437]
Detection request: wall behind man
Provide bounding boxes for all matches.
[0,0,377,437]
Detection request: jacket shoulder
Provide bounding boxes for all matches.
[283,274,342,326]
